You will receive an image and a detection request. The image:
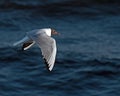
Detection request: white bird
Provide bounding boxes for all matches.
[13,28,59,71]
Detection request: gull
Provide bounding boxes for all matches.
[13,28,59,71]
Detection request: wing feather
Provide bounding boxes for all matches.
[28,32,57,71]
[22,41,35,50]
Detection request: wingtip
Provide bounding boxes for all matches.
[13,43,17,46]
[43,58,53,72]
[48,68,52,71]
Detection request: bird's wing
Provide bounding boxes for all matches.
[13,36,35,50]
[13,36,30,46]
[22,41,35,50]
[29,33,57,71]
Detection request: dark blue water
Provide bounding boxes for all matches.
[0,0,120,96]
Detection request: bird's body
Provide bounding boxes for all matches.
[13,28,58,71]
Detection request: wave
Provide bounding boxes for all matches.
[0,0,119,19]
[0,47,120,65]
[0,46,119,76]
[0,0,119,14]
[0,0,120,9]
[0,47,119,96]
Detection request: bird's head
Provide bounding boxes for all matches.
[44,28,59,37]
[51,28,59,36]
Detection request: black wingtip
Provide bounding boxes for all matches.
[43,58,51,72]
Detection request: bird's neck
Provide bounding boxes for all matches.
[44,28,51,36]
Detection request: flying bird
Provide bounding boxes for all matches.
[13,28,59,71]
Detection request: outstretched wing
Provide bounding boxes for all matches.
[28,32,57,71]
[22,41,35,50]
[13,36,35,50]
[13,36,30,46]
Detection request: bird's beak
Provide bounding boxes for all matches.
[56,31,60,35]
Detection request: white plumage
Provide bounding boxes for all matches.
[13,28,58,71]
